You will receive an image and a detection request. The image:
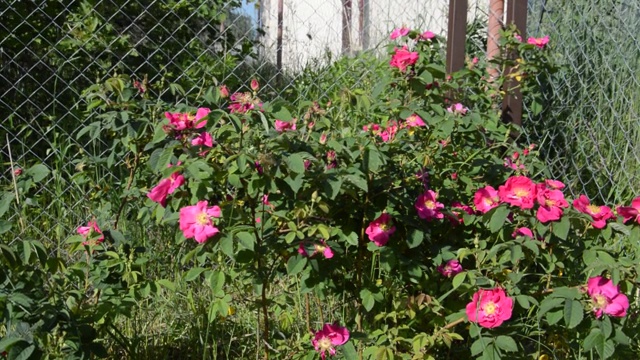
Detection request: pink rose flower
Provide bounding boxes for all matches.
[298,240,334,259]
[527,35,549,49]
[379,121,399,142]
[77,220,105,246]
[179,200,222,243]
[499,176,537,209]
[573,195,614,229]
[587,276,629,319]
[446,103,468,115]
[13,167,22,176]
[405,114,426,128]
[164,107,210,130]
[473,186,500,213]
[448,201,474,225]
[191,132,214,147]
[274,119,297,132]
[421,30,435,40]
[365,213,396,247]
[415,190,445,221]
[616,196,640,224]
[438,259,463,277]
[147,172,185,207]
[228,92,260,114]
[312,323,350,359]
[536,183,569,223]
[512,227,534,239]
[514,34,523,42]
[219,85,229,98]
[390,27,410,40]
[466,288,514,328]
[389,45,419,72]
[250,78,260,91]
[544,179,565,190]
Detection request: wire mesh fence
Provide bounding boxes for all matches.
[523,0,640,204]
[1,0,638,247]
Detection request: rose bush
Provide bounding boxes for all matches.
[1,26,638,359]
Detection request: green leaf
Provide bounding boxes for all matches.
[599,316,612,338]
[272,104,293,121]
[471,338,492,356]
[156,279,176,291]
[236,232,256,251]
[154,147,174,172]
[208,270,225,296]
[563,299,584,329]
[364,147,382,172]
[26,164,49,182]
[344,174,368,192]
[286,255,307,275]
[549,287,580,299]
[452,272,466,290]
[12,343,35,360]
[495,335,518,352]
[341,341,357,359]
[322,177,343,200]
[489,206,510,233]
[219,235,234,259]
[360,289,375,312]
[0,192,15,218]
[184,267,206,282]
[286,153,305,174]
[538,296,564,320]
[0,220,12,235]
[546,310,563,325]
[0,336,21,352]
[407,229,424,248]
[583,328,604,352]
[552,216,570,240]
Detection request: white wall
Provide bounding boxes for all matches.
[259,0,485,72]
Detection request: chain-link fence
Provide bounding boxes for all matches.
[523,0,640,204]
[2,0,638,245]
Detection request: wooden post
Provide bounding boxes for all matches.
[487,0,504,80]
[502,0,527,128]
[446,0,468,74]
[276,0,284,84]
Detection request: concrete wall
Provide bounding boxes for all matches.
[258,0,484,72]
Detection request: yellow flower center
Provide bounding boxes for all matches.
[545,199,555,207]
[593,294,608,308]
[425,200,435,209]
[196,212,209,226]
[484,301,497,315]
[315,244,326,252]
[317,336,332,351]
[514,188,529,197]
[587,205,601,215]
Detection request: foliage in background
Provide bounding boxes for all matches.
[2,24,639,360]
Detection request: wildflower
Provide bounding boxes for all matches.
[254,161,264,175]
[466,288,514,328]
[499,176,537,209]
[536,183,569,223]
[365,213,396,247]
[13,167,22,176]
[587,276,629,318]
[389,45,419,72]
[405,114,426,128]
[514,34,523,42]
[544,179,565,190]
[250,78,260,91]
[512,227,534,239]
[77,220,105,246]
[421,30,435,40]
[415,190,445,221]
[164,108,210,131]
[312,323,350,359]
[179,200,222,243]
[616,196,640,224]
[446,103,468,115]
[448,201,473,225]
[191,132,214,147]
[390,27,410,40]
[274,119,297,132]
[573,195,614,229]
[298,239,334,259]
[228,92,261,114]
[473,186,500,213]
[379,121,399,142]
[438,259,463,277]
[527,35,549,49]
[147,172,185,207]
[219,85,229,98]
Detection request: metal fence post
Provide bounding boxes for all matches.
[502,0,528,127]
[446,0,468,74]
